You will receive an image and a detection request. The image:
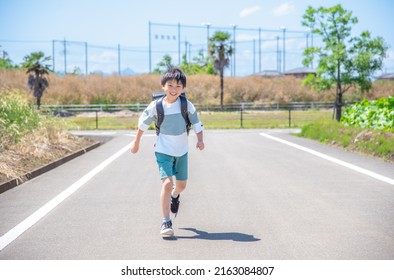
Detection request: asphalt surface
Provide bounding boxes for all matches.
[0,129,393,260]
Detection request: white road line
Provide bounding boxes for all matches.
[0,143,132,251]
[125,133,156,137]
[260,132,394,186]
[72,131,117,136]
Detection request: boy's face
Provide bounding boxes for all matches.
[162,79,184,103]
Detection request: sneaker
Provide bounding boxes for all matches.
[160,220,174,236]
[171,194,180,216]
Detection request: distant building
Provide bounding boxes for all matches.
[284,67,316,78]
[253,70,283,78]
[375,73,394,81]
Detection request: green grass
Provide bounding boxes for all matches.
[65,116,138,130]
[297,119,394,161]
[299,119,356,147]
[64,110,333,130]
[354,132,394,159]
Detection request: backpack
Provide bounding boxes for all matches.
[152,92,191,136]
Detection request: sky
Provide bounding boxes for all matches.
[1,0,393,76]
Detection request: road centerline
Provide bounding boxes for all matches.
[259,132,394,186]
[0,143,132,251]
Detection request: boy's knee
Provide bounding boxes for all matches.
[176,180,187,191]
[162,178,173,190]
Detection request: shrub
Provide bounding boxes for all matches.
[341,96,394,131]
[0,89,41,146]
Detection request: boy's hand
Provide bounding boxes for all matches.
[131,129,144,154]
[196,131,204,151]
[196,141,205,151]
[130,140,139,154]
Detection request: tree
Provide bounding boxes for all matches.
[180,50,206,75]
[208,31,233,109]
[153,54,174,74]
[302,4,388,121]
[0,46,17,69]
[154,51,214,75]
[22,51,52,109]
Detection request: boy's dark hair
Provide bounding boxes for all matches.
[161,67,187,88]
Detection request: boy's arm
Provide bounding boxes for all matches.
[186,101,204,151]
[131,129,144,154]
[196,131,204,150]
[131,101,156,154]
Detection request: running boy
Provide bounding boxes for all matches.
[130,67,204,236]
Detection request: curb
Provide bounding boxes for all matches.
[0,142,101,194]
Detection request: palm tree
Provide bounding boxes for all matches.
[208,31,232,109]
[22,51,51,109]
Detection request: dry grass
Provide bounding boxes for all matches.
[0,120,96,185]
[1,69,393,106]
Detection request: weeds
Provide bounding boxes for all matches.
[0,89,41,147]
[0,89,95,184]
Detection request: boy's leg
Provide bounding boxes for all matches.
[161,177,173,219]
[171,153,188,215]
[173,153,188,196]
[156,152,177,235]
[173,180,186,197]
[160,176,174,236]
[171,180,185,216]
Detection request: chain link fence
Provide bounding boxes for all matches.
[1,21,318,76]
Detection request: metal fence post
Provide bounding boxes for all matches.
[240,106,244,128]
[95,110,98,129]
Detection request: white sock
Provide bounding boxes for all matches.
[171,190,179,198]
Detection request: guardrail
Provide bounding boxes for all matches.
[195,101,337,112]
[39,101,337,113]
[39,103,146,113]
[38,101,341,129]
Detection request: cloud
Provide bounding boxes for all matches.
[272,2,295,17]
[240,6,261,18]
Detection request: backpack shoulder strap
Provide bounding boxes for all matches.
[155,95,191,136]
[179,95,192,135]
[155,96,164,136]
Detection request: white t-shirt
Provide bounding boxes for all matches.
[138,98,204,157]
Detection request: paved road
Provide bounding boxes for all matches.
[0,129,393,260]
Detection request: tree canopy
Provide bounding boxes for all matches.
[0,46,17,69]
[302,4,388,121]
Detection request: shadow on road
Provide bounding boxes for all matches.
[163,227,260,242]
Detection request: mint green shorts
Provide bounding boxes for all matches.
[155,152,188,180]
